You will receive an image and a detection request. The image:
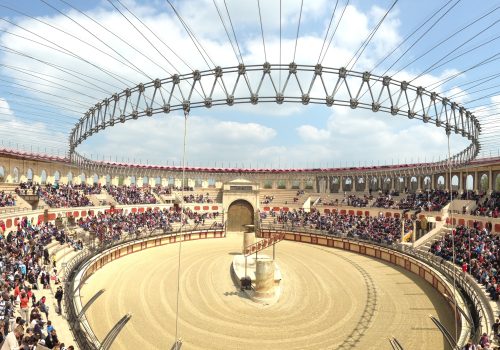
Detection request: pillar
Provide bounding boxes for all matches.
[254,257,275,299]
[473,172,478,192]
[489,169,493,194]
[459,172,464,193]
[242,231,255,254]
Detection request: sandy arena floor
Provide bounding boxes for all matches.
[80,232,455,350]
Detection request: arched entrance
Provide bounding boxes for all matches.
[227,200,254,232]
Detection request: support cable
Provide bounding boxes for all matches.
[57,0,175,77]
[213,0,240,63]
[346,0,399,71]
[446,132,459,345]
[319,0,349,65]
[279,0,282,90]
[292,0,304,63]
[257,0,268,63]
[174,109,189,350]
[223,0,245,65]
[317,0,339,64]
[370,0,458,73]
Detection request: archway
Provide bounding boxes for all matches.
[437,176,445,190]
[344,177,352,192]
[54,171,61,184]
[466,175,474,190]
[27,168,33,181]
[227,200,254,232]
[40,170,47,185]
[479,173,488,192]
[13,168,19,183]
[423,176,431,190]
[451,175,459,191]
[67,172,73,184]
[0,166,4,182]
[496,174,500,191]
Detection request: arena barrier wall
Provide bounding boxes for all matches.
[259,229,473,348]
[65,228,225,350]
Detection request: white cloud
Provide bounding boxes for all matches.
[296,125,330,141]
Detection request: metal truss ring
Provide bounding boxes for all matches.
[69,63,480,170]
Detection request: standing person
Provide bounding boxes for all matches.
[54,287,63,315]
[39,297,49,321]
[19,292,30,323]
[0,326,23,350]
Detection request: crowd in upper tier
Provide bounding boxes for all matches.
[0,192,16,207]
[430,224,500,301]
[16,183,95,208]
[262,208,412,245]
[104,185,156,205]
[78,208,222,244]
[471,192,500,218]
[373,189,454,212]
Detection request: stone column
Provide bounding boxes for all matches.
[254,257,275,299]
[473,172,478,192]
[489,169,493,194]
[242,231,255,253]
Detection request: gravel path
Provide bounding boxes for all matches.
[80,233,455,349]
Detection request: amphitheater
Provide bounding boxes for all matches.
[0,1,499,350]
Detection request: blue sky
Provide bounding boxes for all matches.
[0,0,498,168]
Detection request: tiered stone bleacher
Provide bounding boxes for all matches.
[373,190,453,212]
[105,185,156,205]
[260,208,412,245]
[16,182,97,208]
[472,191,500,218]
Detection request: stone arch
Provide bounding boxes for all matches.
[208,178,217,188]
[496,173,500,191]
[194,178,202,188]
[410,176,417,192]
[423,176,431,190]
[130,176,136,185]
[106,174,111,186]
[168,176,174,187]
[370,177,378,191]
[395,177,404,191]
[27,168,33,181]
[451,175,459,191]
[54,171,61,183]
[437,175,445,190]
[383,177,391,191]
[0,165,4,182]
[79,172,86,185]
[155,176,161,186]
[40,170,47,185]
[305,178,314,190]
[344,177,353,192]
[355,176,365,192]
[92,174,99,184]
[466,174,474,190]
[479,173,488,192]
[227,199,254,232]
[67,172,73,184]
[13,167,19,183]
[330,176,340,193]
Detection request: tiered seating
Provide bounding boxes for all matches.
[373,190,453,212]
[472,191,500,218]
[0,190,16,206]
[262,208,412,245]
[77,208,222,244]
[104,185,156,205]
[259,190,306,206]
[430,224,500,301]
[16,182,95,208]
[0,218,79,348]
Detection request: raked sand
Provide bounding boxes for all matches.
[80,232,455,350]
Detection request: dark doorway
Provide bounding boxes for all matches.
[227,200,254,231]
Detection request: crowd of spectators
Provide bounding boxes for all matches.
[183,193,212,203]
[472,192,500,218]
[322,194,369,207]
[265,209,412,245]
[152,185,171,196]
[261,195,274,205]
[430,224,500,301]
[372,189,453,212]
[105,185,156,205]
[16,183,95,208]
[0,192,16,207]
[78,208,222,244]
[0,218,77,349]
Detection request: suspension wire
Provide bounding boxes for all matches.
[113,0,194,72]
[397,5,499,77]
[292,0,304,63]
[0,107,78,125]
[320,0,349,65]
[0,70,99,101]
[279,0,282,90]
[0,62,111,96]
[425,52,500,91]
[411,21,500,83]
[222,0,245,65]
[257,0,268,62]
[114,0,204,102]
[316,0,339,63]
[213,0,240,63]
[6,7,136,87]
[3,93,83,115]
[346,0,399,71]
[57,0,174,77]
[440,71,500,96]
[448,81,500,101]
[0,81,92,109]
[0,113,74,128]
[0,45,121,93]
[174,110,189,349]
[3,3,153,82]
[370,0,457,73]
[0,104,78,122]
[105,0,177,76]
[446,132,459,344]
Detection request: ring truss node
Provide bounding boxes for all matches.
[69,63,480,170]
